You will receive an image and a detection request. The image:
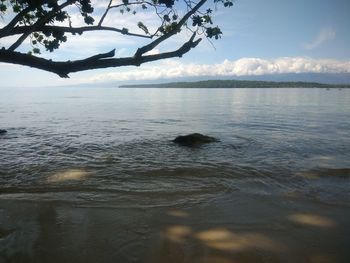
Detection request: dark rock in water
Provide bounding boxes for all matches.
[0,129,7,135]
[173,133,218,146]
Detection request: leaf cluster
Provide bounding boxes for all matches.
[0,0,235,77]
[2,0,95,54]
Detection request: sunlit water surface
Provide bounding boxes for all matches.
[0,87,349,207]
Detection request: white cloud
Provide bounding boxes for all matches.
[304,27,336,50]
[85,57,350,82]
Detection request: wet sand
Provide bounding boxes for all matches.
[0,192,349,263]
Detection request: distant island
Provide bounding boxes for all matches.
[119,80,350,89]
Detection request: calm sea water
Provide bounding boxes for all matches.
[0,87,349,207]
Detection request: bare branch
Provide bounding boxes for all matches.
[109,1,156,10]
[5,25,151,39]
[0,33,201,78]
[98,0,113,26]
[84,49,116,61]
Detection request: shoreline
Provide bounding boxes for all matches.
[1,192,349,263]
[118,79,350,89]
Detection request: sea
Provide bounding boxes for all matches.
[0,86,349,207]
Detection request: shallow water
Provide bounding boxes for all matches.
[0,87,350,206]
[1,86,350,262]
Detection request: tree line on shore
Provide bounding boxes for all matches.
[119,79,350,89]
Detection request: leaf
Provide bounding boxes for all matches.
[84,15,94,25]
[137,22,149,34]
[206,26,222,39]
[158,0,175,8]
[33,48,41,54]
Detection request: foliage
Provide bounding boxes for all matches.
[0,0,234,77]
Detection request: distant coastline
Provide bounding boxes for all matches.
[119,80,350,89]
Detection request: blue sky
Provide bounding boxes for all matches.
[214,0,350,60]
[1,0,350,87]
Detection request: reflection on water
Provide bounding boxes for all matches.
[287,213,337,228]
[297,168,350,179]
[194,228,283,252]
[164,225,192,243]
[47,169,89,183]
[1,189,349,262]
[167,210,190,218]
[148,195,349,263]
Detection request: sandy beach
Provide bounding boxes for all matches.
[1,192,349,263]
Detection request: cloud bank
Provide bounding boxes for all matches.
[87,57,350,82]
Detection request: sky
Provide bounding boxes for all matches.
[1,0,350,87]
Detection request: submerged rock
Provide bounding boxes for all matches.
[0,129,7,135]
[173,133,218,146]
[298,168,350,179]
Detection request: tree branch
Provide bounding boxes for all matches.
[8,0,77,51]
[0,6,34,37]
[134,0,207,57]
[0,33,201,78]
[0,0,229,78]
[98,0,113,26]
[4,25,151,39]
[109,1,156,10]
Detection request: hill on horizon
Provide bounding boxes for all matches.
[119,79,350,89]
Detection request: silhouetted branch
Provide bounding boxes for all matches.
[0,0,231,76]
[0,33,201,78]
[8,0,77,51]
[3,25,151,39]
[134,0,206,57]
